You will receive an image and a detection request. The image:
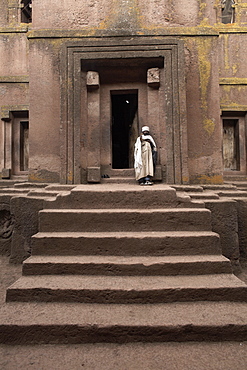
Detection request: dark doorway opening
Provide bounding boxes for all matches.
[20,121,29,171]
[111,91,138,169]
[223,118,240,171]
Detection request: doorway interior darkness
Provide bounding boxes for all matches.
[111,91,138,169]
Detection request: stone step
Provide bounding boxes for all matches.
[45,185,76,191]
[14,182,48,189]
[6,274,247,303]
[0,188,30,194]
[31,231,221,256]
[0,180,28,188]
[103,169,135,177]
[44,184,184,209]
[22,255,232,276]
[27,190,60,198]
[224,176,247,182]
[237,187,247,191]
[216,190,247,198]
[171,185,204,192]
[39,208,212,232]
[231,181,247,188]
[174,194,205,208]
[187,193,220,200]
[101,177,136,184]
[202,185,237,191]
[1,301,247,344]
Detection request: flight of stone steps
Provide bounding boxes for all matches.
[0,184,247,344]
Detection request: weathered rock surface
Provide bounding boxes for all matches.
[0,184,247,344]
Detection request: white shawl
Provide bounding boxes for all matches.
[134,135,156,178]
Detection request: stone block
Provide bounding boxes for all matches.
[1,169,11,179]
[204,199,239,261]
[86,71,100,89]
[10,196,45,263]
[87,167,101,183]
[234,198,247,258]
[147,68,160,88]
[0,195,14,255]
[154,165,162,181]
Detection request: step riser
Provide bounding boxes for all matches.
[39,210,212,232]
[31,234,221,256]
[45,188,179,209]
[1,325,246,344]
[6,287,247,304]
[101,178,136,184]
[22,261,232,276]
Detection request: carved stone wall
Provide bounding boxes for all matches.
[61,38,188,184]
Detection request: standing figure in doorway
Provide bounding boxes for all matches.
[134,126,157,185]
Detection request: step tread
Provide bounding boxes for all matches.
[24,254,228,265]
[0,301,246,326]
[27,190,60,196]
[33,230,219,238]
[188,193,220,199]
[216,190,247,197]
[8,274,246,290]
[69,184,174,192]
[40,208,210,214]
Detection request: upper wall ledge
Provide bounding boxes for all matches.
[0,26,28,33]
[1,25,247,37]
[27,27,221,39]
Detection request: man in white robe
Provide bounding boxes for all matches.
[134,126,157,185]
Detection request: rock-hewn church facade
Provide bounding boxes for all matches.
[1,3,247,347]
[0,0,247,185]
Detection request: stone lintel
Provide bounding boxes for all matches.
[0,105,29,120]
[220,105,247,112]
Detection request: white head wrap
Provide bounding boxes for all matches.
[142,126,150,132]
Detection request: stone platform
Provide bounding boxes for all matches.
[0,184,247,344]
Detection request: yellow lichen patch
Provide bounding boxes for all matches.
[198,0,207,14]
[196,37,215,135]
[200,18,210,27]
[49,39,65,49]
[67,171,73,183]
[220,77,247,85]
[203,118,215,135]
[196,174,224,184]
[222,84,231,93]
[223,34,230,71]
[237,85,246,92]
[182,176,189,184]
[197,38,212,111]
[28,174,44,182]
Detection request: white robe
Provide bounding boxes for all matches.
[134,135,156,181]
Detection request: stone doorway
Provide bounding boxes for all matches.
[111,91,138,169]
[61,37,189,184]
[222,112,247,178]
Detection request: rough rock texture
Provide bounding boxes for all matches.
[0,184,247,346]
[234,198,247,258]
[204,199,239,261]
[9,196,45,263]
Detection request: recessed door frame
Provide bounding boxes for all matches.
[61,37,189,184]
